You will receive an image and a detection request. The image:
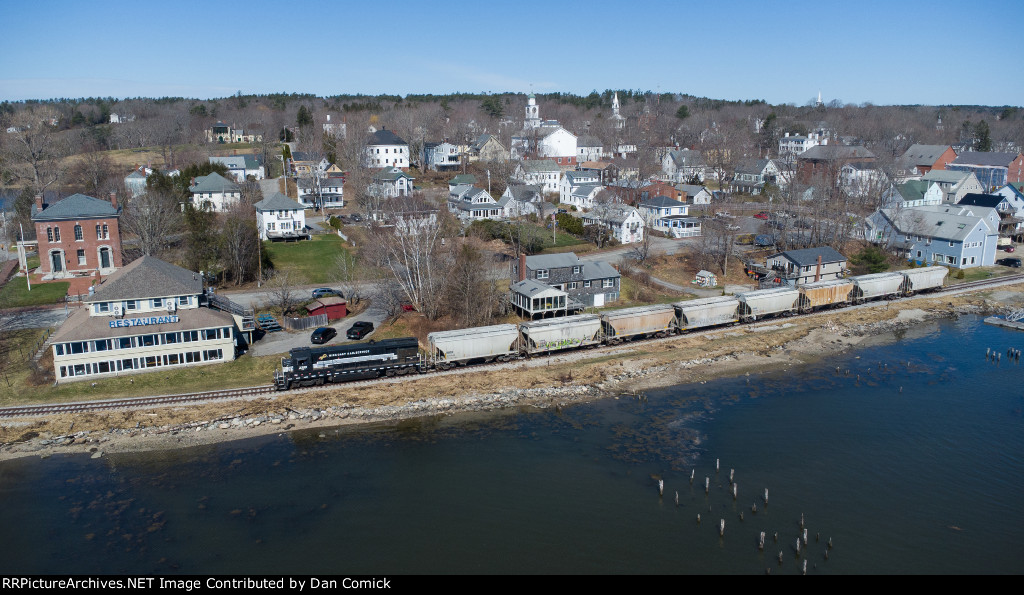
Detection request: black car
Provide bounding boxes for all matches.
[996,257,1022,268]
[310,327,337,344]
[347,321,374,340]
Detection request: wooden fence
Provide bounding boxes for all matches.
[282,313,328,331]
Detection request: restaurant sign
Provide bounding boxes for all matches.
[109,315,180,328]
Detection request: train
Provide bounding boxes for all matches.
[273,266,948,390]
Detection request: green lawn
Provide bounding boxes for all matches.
[0,277,69,309]
[263,234,351,284]
[0,334,281,406]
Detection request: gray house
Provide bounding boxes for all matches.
[511,252,620,313]
[766,246,847,285]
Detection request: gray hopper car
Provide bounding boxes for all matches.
[735,288,800,322]
[519,314,602,355]
[427,324,521,369]
[674,296,741,330]
[850,272,906,303]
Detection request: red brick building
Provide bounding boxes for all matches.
[31,192,123,279]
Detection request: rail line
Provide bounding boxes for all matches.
[3,272,1022,420]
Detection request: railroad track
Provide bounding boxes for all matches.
[0,385,277,418]
[3,272,1022,420]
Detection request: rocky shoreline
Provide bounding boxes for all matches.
[0,290,1015,463]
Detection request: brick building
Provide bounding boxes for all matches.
[31,192,123,279]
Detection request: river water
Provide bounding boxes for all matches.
[1,315,1022,574]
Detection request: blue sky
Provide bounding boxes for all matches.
[1,0,1021,106]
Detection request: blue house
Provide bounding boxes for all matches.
[865,204,999,268]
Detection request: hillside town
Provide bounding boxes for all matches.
[2,90,1023,391]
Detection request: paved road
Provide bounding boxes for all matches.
[0,305,73,331]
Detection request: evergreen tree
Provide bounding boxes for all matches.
[296,105,313,128]
[675,105,690,120]
[974,120,992,152]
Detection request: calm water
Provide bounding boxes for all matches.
[1,315,1022,575]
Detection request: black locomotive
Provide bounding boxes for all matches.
[274,338,421,390]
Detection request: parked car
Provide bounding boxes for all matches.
[726,224,741,231]
[350,214,363,222]
[766,220,788,230]
[999,245,1015,253]
[347,321,374,340]
[754,212,770,220]
[312,288,343,299]
[996,257,1022,267]
[754,234,777,247]
[310,327,337,344]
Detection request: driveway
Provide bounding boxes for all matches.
[247,299,389,357]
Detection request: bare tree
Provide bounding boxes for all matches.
[368,199,454,319]
[2,106,69,196]
[218,202,260,285]
[263,270,300,317]
[121,189,183,258]
[331,250,363,305]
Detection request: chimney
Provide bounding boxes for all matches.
[109,192,118,210]
[35,194,43,211]
[519,253,526,282]
[814,255,822,282]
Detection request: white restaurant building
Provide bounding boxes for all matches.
[49,256,238,382]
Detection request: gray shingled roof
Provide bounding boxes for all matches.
[735,159,772,175]
[769,246,847,267]
[922,169,971,184]
[366,128,408,146]
[951,151,1020,167]
[640,195,686,209]
[190,172,240,193]
[525,252,583,269]
[577,135,602,147]
[878,204,997,241]
[254,192,305,212]
[89,256,204,302]
[900,144,951,168]
[519,160,560,173]
[32,193,120,221]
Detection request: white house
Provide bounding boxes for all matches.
[778,132,827,159]
[500,185,544,218]
[994,184,1024,232]
[371,167,414,198]
[577,135,603,163]
[579,204,645,244]
[421,141,461,171]
[255,193,308,240]
[558,170,601,204]
[189,172,241,212]
[677,184,712,205]
[880,180,944,208]
[639,195,700,238]
[514,160,561,193]
[365,128,410,169]
[537,126,578,165]
[840,162,888,197]
[209,155,265,182]
[297,175,344,209]
[566,184,604,210]
[448,185,503,221]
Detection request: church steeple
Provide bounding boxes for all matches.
[816,90,824,107]
[611,91,625,129]
[525,92,541,129]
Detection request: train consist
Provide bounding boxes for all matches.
[274,266,948,390]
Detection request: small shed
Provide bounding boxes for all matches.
[693,270,718,288]
[307,297,347,320]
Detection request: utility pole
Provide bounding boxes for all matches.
[20,223,30,291]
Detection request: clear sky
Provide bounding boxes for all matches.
[1,0,1021,107]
